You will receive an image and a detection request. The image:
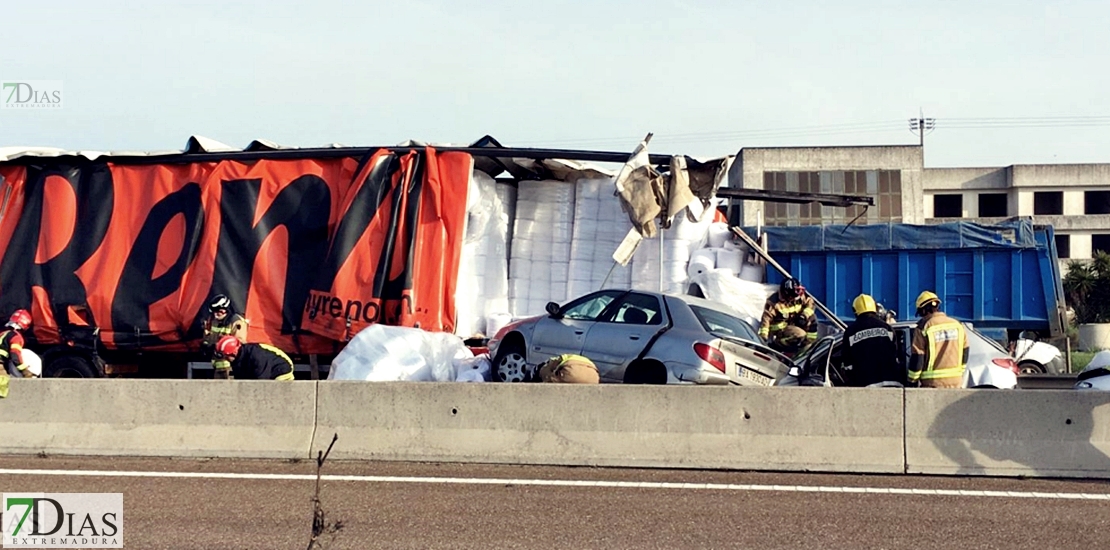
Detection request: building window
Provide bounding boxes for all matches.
[1034,191,1063,215]
[1093,234,1110,255]
[933,194,963,218]
[1055,234,1070,259]
[763,169,902,226]
[978,193,1007,217]
[1085,191,1110,215]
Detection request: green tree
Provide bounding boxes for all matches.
[1063,251,1110,324]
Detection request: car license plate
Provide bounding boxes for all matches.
[738,366,773,386]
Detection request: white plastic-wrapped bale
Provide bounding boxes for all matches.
[509,180,576,317]
[568,176,633,299]
[455,170,514,337]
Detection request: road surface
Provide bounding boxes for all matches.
[2,456,1108,549]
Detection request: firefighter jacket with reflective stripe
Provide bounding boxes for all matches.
[758,292,817,342]
[908,312,968,383]
[231,343,294,381]
[203,313,247,348]
[841,313,901,387]
[0,329,27,376]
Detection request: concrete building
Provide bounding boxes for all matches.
[727,144,1110,262]
[923,164,1110,261]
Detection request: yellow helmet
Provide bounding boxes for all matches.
[915,290,941,310]
[852,294,877,316]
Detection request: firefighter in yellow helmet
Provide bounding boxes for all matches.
[758,278,817,355]
[841,294,901,386]
[908,291,969,388]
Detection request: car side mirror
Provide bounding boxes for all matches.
[545,302,562,318]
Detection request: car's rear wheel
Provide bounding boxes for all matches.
[491,338,529,383]
[623,360,668,384]
[1018,360,1046,375]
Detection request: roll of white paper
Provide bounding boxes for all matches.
[716,248,744,274]
[687,249,717,278]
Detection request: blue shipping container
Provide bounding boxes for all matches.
[742,220,1067,338]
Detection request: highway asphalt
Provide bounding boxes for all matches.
[2,456,1109,549]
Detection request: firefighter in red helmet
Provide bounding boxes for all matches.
[213,335,294,381]
[1,309,35,378]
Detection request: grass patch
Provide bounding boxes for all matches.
[1070,351,1098,373]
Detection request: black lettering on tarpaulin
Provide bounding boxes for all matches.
[210,174,331,339]
[362,299,378,323]
[343,299,362,321]
[307,153,399,303]
[111,183,204,347]
[372,153,422,301]
[328,297,342,318]
[0,163,113,337]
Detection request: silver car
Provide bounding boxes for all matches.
[778,321,1020,389]
[487,289,793,385]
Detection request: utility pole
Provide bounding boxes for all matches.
[908,109,936,147]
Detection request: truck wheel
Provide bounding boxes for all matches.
[44,355,101,378]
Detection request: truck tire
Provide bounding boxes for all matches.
[44,354,101,378]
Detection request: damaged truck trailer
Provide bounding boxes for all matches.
[0,146,473,377]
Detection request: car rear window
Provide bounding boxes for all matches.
[690,305,759,341]
[966,326,1008,354]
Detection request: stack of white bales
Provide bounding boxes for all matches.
[455,170,515,337]
[630,201,716,295]
[509,180,575,317]
[568,176,633,298]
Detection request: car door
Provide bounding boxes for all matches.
[530,290,625,364]
[580,292,665,381]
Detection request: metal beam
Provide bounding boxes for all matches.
[716,187,873,207]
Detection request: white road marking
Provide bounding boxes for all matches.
[1,468,1107,501]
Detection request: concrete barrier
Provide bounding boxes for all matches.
[8,378,1109,479]
[0,378,316,459]
[312,383,906,473]
[905,389,1110,478]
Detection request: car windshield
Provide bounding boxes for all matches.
[690,305,759,341]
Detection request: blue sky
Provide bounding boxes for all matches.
[1,0,1107,167]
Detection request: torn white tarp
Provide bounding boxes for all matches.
[613,134,665,238]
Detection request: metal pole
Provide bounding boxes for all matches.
[659,226,665,292]
[730,226,847,331]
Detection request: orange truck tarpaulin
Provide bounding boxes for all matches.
[0,148,472,354]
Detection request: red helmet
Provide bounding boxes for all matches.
[6,309,31,331]
[214,335,242,359]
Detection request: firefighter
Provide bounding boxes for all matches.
[202,294,248,379]
[213,335,295,381]
[908,291,969,388]
[758,278,817,355]
[537,354,600,384]
[841,294,901,386]
[0,309,35,378]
